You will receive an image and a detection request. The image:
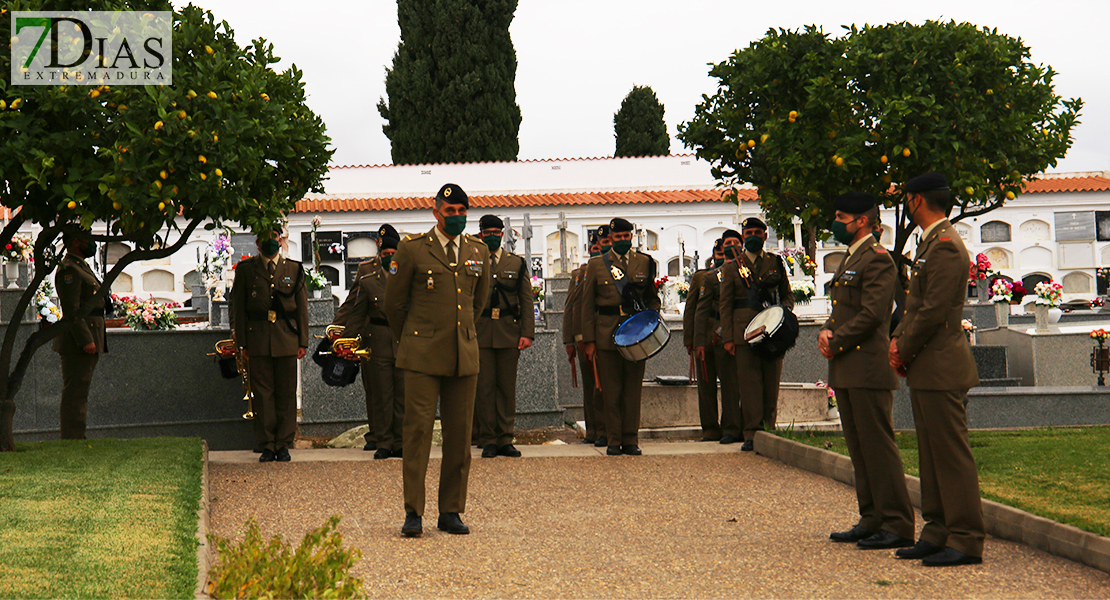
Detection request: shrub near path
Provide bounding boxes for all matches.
[0,438,203,599]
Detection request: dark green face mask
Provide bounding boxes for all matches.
[612,240,632,255]
[600,243,612,255]
[260,239,280,256]
[713,258,725,267]
[743,235,764,254]
[723,245,740,259]
[482,234,502,252]
[830,219,858,246]
[442,214,467,236]
[589,250,601,258]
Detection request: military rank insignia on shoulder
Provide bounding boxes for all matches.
[717,271,724,282]
[389,261,398,275]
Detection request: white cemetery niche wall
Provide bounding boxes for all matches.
[346,237,377,260]
[105,242,129,265]
[954,223,972,243]
[980,220,1012,243]
[1062,271,1092,294]
[1101,245,1110,265]
[141,241,171,266]
[112,273,133,293]
[1020,246,1053,271]
[1020,219,1051,241]
[703,227,729,250]
[142,269,174,293]
[1059,243,1095,269]
[661,224,697,276]
[984,247,1012,270]
[545,230,578,275]
[880,225,894,246]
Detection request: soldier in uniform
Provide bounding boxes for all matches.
[475,215,535,458]
[53,233,108,440]
[889,172,984,566]
[685,239,724,441]
[385,183,491,537]
[719,219,793,451]
[581,218,661,456]
[563,232,604,445]
[694,240,739,443]
[819,192,915,550]
[332,225,404,458]
[230,226,310,463]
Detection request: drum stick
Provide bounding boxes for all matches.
[701,355,709,382]
[688,351,695,384]
[591,355,602,392]
[570,354,579,388]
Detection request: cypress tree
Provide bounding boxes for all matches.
[377,0,522,164]
[614,85,670,157]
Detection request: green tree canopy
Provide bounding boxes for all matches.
[377,0,522,165]
[614,85,670,158]
[0,0,333,450]
[679,21,1082,260]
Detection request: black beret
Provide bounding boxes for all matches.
[833,192,876,215]
[596,224,611,238]
[904,172,949,194]
[436,183,468,207]
[740,217,767,231]
[479,215,504,230]
[379,236,399,251]
[610,217,634,233]
[713,238,723,252]
[722,229,742,242]
[378,224,398,240]
[589,232,599,245]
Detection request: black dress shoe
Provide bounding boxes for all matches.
[621,445,642,456]
[857,530,914,549]
[363,441,376,451]
[276,447,291,462]
[481,444,499,458]
[437,512,470,534]
[740,440,754,452]
[498,444,522,457]
[895,539,944,559]
[719,434,741,445]
[259,449,276,463]
[373,448,392,460]
[391,447,403,458]
[830,525,875,543]
[922,547,982,566]
[594,436,608,447]
[401,512,422,537]
[700,436,721,442]
[606,446,623,456]
[582,438,596,445]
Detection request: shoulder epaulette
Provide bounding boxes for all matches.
[872,243,888,254]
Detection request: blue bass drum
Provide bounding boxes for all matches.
[613,310,671,362]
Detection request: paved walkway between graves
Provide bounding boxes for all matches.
[207,442,1110,599]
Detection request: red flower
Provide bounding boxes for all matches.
[4,244,10,250]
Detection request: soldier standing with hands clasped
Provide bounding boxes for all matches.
[686,239,727,442]
[888,172,984,566]
[819,192,915,550]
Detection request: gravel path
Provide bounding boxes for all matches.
[208,443,1110,599]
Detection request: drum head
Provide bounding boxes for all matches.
[614,310,661,346]
[745,306,784,338]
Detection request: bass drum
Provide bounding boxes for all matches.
[613,310,671,362]
[743,306,799,359]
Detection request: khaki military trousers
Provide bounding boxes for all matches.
[248,355,299,452]
[403,372,477,517]
[363,353,405,452]
[695,346,721,440]
[577,351,603,441]
[476,347,521,447]
[595,349,645,447]
[911,388,986,557]
[712,342,741,438]
[836,387,915,539]
[734,343,782,442]
[59,353,99,440]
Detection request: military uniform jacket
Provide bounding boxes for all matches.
[693,267,723,348]
[332,258,377,328]
[562,263,587,345]
[683,269,709,347]
[893,219,979,390]
[581,249,662,352]
[337,257,398,359]
[719,251,794,346]
[477,250,535,348]
[822,241,900,390]
[230,255,310,357]
[384,228,491,377]
[53,254,107,354]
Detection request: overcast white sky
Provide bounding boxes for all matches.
[173,0,1109,173]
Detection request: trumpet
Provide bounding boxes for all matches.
[210,337,255,420]
[314,324,345,340]
[323,334,371,359]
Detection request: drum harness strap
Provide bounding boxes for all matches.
[485,259,526,318]
[734,254,786,311]
[600,251,649,315]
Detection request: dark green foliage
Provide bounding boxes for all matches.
[614,85,670,157]
[378,0,521,165]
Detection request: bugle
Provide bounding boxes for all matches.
[322,334,371,359]
[209,338,255,420]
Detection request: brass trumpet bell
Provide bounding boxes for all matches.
[208,337,255,420]
[325,334,371,358]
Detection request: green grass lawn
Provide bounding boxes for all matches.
[0,437,203,599]
[779,426,1110,538]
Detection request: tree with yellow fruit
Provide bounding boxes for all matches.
[0,0,333,451]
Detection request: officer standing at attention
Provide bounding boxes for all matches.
[332,224,405,459]
[694,239,737,443]
[719,219,793,451]
[581,218,661,456]
[685,239,724,442]
[230,226,310,463]
[385,183,491,538]
[889,172,984,566]
[819,192,915,550]
[563,231,605,445]
[475,214,535,458]
[53,233,108,440]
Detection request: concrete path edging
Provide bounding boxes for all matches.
[195,440,212,599]
[753,431,1110,575]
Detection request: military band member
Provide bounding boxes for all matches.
[694,239,740,443]
[475,215,535,458]
[385,183,491,537]
[889,172,984,566]
[563,231,605,445]
[685,239,723,441]
[53,233,108,440]
[581,218,661,456]
[230,227,310,463]
[819,192,915,550]
[719,219,793,451]
[333,225,405,459]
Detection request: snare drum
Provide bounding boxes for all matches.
[743,306,799,359]
[613,310,671,362]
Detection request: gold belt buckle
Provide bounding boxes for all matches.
[491,308,500,320]
[267,310,277,323]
